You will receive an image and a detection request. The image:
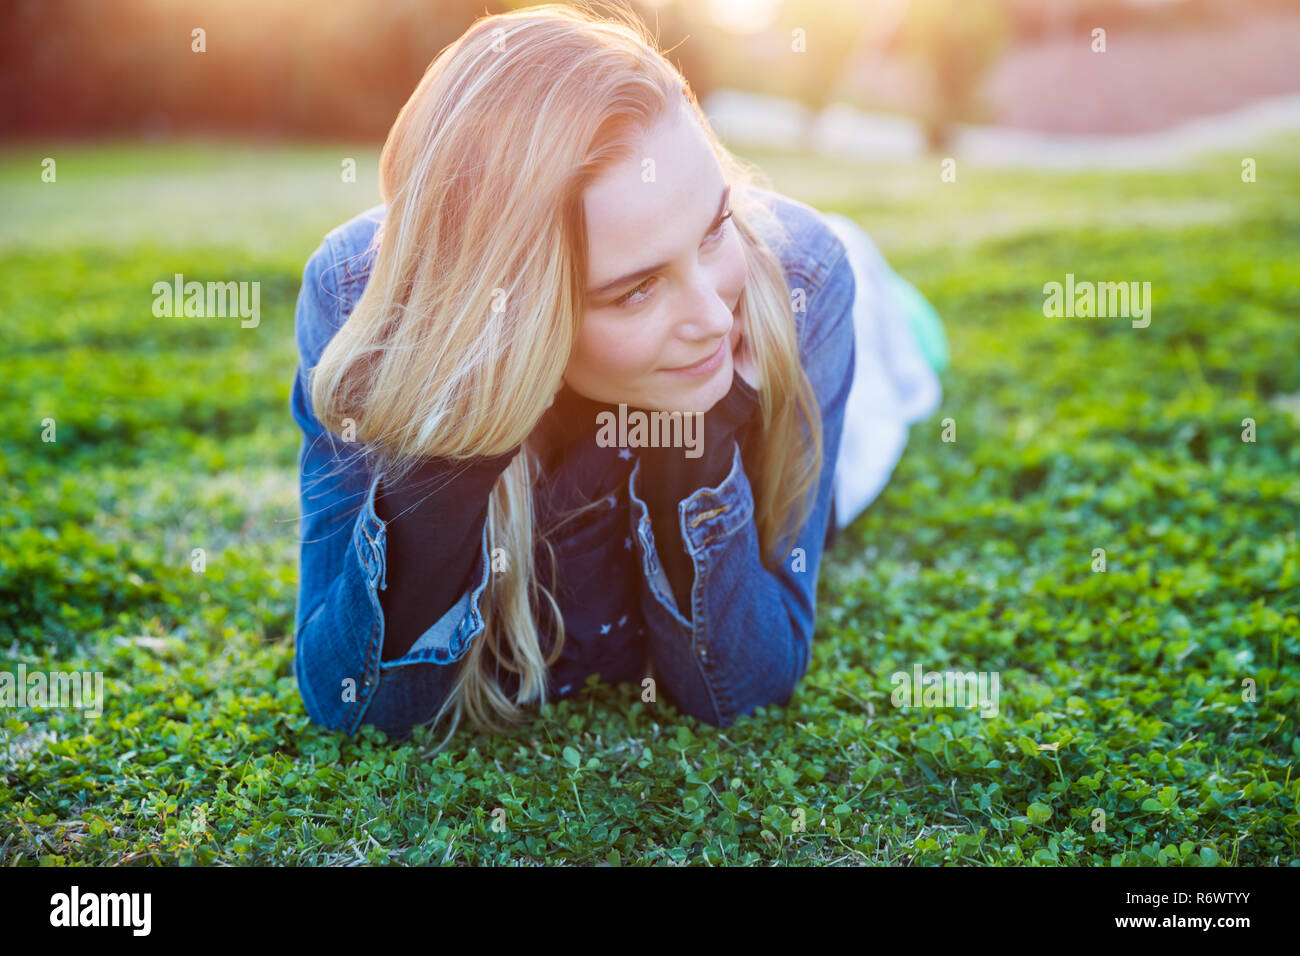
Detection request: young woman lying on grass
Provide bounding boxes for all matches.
[291,2,942,751]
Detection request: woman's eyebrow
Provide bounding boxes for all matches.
[587,184,731,299]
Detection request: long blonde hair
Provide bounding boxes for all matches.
[309,1,823,751]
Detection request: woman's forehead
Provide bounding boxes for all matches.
[582,104,725,283]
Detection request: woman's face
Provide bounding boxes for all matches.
[564,101,748,414]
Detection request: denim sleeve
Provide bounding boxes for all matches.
[626,240,856,727]
[290,236,493,741]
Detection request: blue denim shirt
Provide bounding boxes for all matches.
[291,184,856,740]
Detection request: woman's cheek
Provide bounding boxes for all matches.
[602,318,655,373]
[580,317,660,385]
[720,233,748,305]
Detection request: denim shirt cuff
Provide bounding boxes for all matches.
[353,467,494,672]
[627,441,754,625]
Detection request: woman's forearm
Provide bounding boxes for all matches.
[374,449,518,661]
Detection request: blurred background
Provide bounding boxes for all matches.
[5,0,1300,145]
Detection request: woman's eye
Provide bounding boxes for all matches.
[615,277,655,307]
[611,210,732,309]
[705,210,734,244]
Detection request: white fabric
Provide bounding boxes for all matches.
[823,213,943,531]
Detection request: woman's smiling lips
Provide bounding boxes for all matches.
[664,337,726,376]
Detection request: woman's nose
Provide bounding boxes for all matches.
[674,267,734,340]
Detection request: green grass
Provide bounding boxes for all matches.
[1,137,1297,866]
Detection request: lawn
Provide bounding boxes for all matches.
[1,136,1297,866]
